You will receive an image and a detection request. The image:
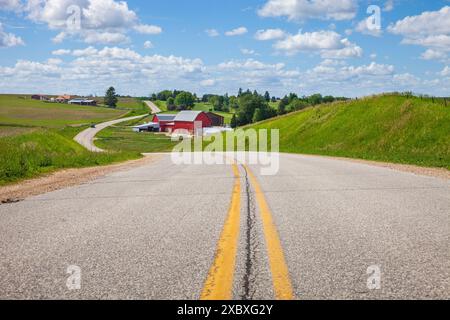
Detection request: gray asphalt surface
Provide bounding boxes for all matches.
[0,154,448,299]
[0,157,235,299]
[74,115,144,152]
[248,154,450,299]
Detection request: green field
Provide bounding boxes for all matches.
[248,94,450,169]
[0,95,140,185]
[0,95,127,127]
[95,97,150,116]
[95,117,176,153]
[192,102,214,112]
[116,97,150,116]
[96,126,177,153]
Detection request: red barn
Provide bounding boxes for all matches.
[152,111,213,135]
[152,114,176,132]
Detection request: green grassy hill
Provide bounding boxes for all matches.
[249,94,450,169]
[0,95,126,127]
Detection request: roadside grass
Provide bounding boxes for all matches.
[248,95,450,169]
[95,125,177,153]
[0,94,126,128]
[0,128,140,185]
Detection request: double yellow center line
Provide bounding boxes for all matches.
[201,163,294,300]
[200,164,241,300]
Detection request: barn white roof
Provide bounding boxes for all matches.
[174,111,203,122]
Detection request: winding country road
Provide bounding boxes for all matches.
[74,101,160,153]
[74,115,144,152]
[0,153,448,299]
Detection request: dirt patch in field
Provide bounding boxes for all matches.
[0,154,162,204]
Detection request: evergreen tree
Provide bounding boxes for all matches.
[104,87,118,108]
[230,114,238,128]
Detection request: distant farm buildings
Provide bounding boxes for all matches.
[31,94,97,106]
[55,95,73,103]
[68,98,97,106]
[31,94,50,101]
[134,111,227,136]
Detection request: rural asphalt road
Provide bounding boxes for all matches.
[74,115,145,152]
[0,153,448,299]
[144,101,161,114]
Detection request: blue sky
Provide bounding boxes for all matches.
[0,0,449,97]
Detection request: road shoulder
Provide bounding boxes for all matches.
[283,153,450,180]
[0,154,162,204]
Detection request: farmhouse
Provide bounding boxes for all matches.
[56,95,72,103]
[68,98,97,106]
[152,111,213,135]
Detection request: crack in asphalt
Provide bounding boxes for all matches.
[240,165,259,300]
[0,198,23,205]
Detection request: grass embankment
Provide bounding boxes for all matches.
[0,95,141,185]
[0,128,139,185]
[249,94,450,169]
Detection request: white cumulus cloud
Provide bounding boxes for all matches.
[24,0,162,44]
[258,0,358,21]
[254,29,286,41]
[134,24,162,35]
[0,23,25,47]
[274,30,362,58]
[388,6,450,60]
[225,27,248,37]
